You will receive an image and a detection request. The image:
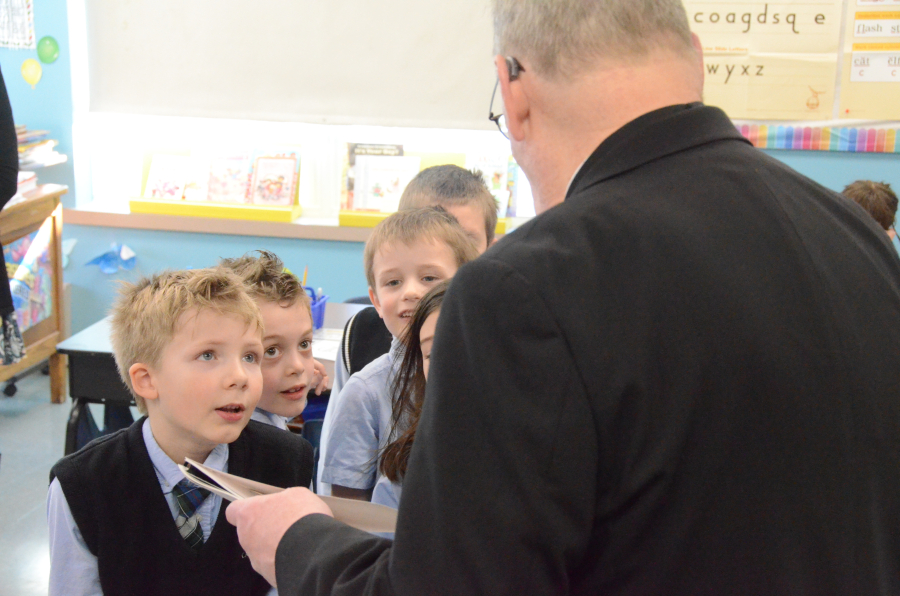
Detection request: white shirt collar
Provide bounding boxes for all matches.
[250,408,290,430]
[141,418,229,494]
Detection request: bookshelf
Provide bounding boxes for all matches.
[0,184,68,403]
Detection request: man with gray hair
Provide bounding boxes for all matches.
[228,1,900,594]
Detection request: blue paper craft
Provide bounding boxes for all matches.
[86,243,136,274]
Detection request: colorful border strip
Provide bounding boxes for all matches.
[736,124,900,153]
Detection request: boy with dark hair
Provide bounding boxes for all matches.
[842,180,898,239]
[399,164,499,252]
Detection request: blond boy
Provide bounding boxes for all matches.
[318,207,479,501]
[48,268,313,596]
[221,251,329,430]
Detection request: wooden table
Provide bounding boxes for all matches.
[56,301,368,455]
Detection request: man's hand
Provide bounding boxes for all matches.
[226,487,334,587]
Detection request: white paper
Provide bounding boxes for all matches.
[180,458,397,533]
[311,337,340,363]
[0,0,34,49]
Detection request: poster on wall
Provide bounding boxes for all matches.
[684,0,843,119]
[0,0,35,49]
[839,0,900,119]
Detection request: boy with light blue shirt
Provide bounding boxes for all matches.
[47,267,313,596]
[318,167,497,497]
[318,207,478,502]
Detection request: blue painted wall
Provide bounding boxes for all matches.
[0,0,75,206]
[64,225,368,333]
[764,149,900,191]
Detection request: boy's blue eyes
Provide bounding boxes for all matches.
[384,276,441,287]
[197,351,260,363]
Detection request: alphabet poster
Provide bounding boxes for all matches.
[684,0,843,119]
[839,0,900,119]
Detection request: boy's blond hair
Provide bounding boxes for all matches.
[398,165,499,245]
[109,267,263,414]
[364,206,480,289]
[220,250,312,318]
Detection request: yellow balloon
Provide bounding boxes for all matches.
[21,58,42,88]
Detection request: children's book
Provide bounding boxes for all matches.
[249,154,299,207]
[181,157,211,203]
[207,154,251,203]
[466,154,510,218]
[143,155,191,201]
[342,144,404,211]
[353,154,421,213]
[180,458,397,534]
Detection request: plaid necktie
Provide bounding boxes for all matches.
[172,479,211,551]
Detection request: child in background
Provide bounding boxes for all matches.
[373,280,448,509]
[319,166,498,495]
[319,207,478,501]
[842,180,899,240]
[47,268,313,596]
[398,164,499,253]
[220,250,329,430]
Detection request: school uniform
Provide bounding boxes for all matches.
[250,407,290,431]
[271,103,900,595]
[48,418,313,596]
[318,338,402,494]
[317,308,393,496]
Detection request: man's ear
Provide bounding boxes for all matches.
[495,55,529,142]
[368,287,385,320]
[691,33,705,86]
[129,363,159,403]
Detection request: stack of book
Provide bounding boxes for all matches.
[17,125,66,170]
[9,171,38,206]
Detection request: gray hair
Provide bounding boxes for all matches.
[493,0,694,78]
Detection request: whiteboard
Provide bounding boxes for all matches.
[85,0,497,130]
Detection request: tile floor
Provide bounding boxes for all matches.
[0,369,73,596]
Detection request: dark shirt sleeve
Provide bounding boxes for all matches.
[0,66,17,206]
[275,257,598,595]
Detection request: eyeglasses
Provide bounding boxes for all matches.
[488,57,525,139]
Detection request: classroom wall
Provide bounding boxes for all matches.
[61,145,900,332]
[5,0,900,334]
[63,224,368,333]
[0,0,76,206]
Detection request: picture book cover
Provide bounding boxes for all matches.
[467,153,511,218]
[249,148,301,207]
[207,154,251,204]
[181,157,211,203]
[143,154,191,201]
[342,143,404,211]
[353,154,421,213]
